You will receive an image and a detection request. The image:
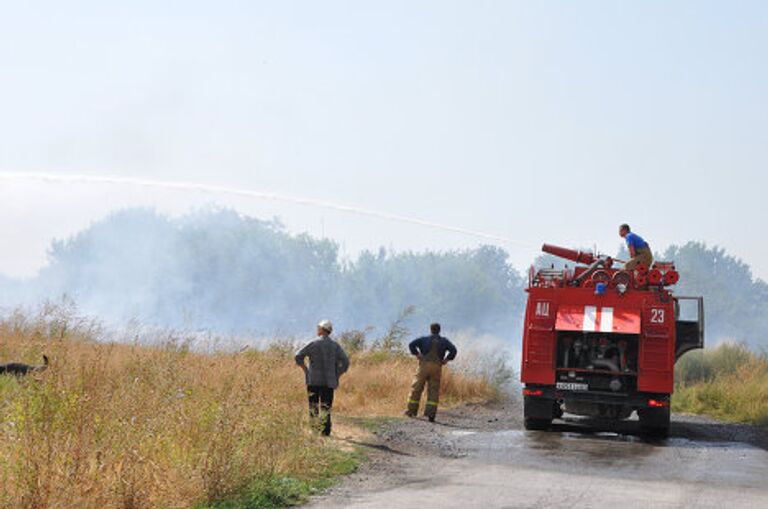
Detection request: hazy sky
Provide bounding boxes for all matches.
[1,1,766,279]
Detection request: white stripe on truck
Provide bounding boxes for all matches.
[600,307,614,332]
[583,306,597,332]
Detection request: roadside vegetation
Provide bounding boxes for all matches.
[0,307,498,509]
[673,342,768,426]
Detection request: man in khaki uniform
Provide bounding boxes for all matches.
[620,223,653,271]
[405,323,457,422]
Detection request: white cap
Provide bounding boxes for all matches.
[318,319,333,333]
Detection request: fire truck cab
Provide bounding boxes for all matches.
[520,244,704,436]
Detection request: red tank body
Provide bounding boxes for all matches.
[520,244,704,435]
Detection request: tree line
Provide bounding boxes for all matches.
[1,209,524,337]
[0,208,765,349]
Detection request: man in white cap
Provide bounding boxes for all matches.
[295,319,350,436]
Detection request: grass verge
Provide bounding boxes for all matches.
[198,448,363,509]
[336,416,400,434]
[673,343,768,426]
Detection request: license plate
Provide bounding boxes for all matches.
[556,382,589,391]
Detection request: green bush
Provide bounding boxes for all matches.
[675,342,755,385]
[337,328,371,354]
[674,343,768,425]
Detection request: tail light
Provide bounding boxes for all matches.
[523,388,544,397]
[648,399,669,408]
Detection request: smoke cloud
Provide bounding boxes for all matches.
[0,208,526,339]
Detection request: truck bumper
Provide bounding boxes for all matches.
[524,385,670,410]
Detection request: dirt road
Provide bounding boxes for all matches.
[310,400,768,508]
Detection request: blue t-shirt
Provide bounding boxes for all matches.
[625,232,648,250]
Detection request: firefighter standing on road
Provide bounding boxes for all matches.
[295,320,350,436]
[620,224,653,271]
[405,323,457,422]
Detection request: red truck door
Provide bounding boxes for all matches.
[521,297,556,385]
[638,302,675,393]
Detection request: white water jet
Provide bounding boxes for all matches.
[0,171,535,249]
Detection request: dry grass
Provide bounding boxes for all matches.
[337,353,495,417]
[0,309,495,508]
[674,343,768,426]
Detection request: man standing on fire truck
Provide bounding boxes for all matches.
[405,323,457,422]
[620,223,653,271]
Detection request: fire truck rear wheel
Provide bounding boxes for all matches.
[638,407,670,437]
[524,417,552,431]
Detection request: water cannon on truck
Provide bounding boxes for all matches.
[520,243,704,436]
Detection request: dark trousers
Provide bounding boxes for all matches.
[307,385,335,436]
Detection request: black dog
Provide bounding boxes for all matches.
[0,355,49,375]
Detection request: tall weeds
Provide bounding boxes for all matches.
[674,343,768,426]
[0,308,496,508]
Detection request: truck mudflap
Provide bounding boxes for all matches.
[523,395,559,420]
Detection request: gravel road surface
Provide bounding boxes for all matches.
[310,400,768,509]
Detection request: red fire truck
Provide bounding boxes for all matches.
[520,244,704,436]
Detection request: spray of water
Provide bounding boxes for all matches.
[0,171,535,249]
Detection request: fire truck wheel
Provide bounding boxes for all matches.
[638,407,670,437]
[524,417,552,431]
